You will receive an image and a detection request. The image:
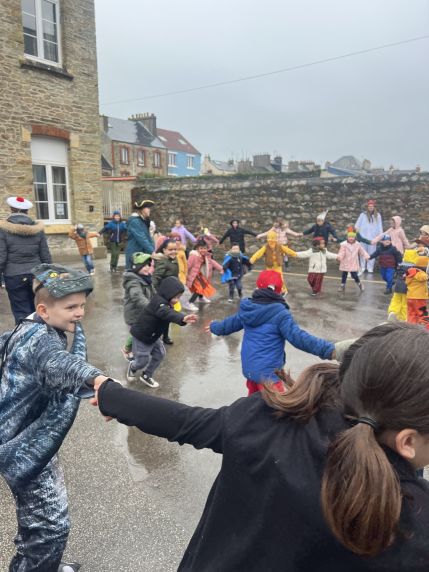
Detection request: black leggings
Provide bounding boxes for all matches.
[189,293,202,303]
[341,271,360,285]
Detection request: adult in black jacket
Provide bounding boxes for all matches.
[128,277,197,387]
[219,219,257,253]
[303,213,339,244]
[0,196,51,322]
[94,322,429,572]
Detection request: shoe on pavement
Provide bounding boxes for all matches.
[121,347,133,362]
[357,270,364,277]
[126,362,137,382]
[387,312,398,322]
[58,563,81,572]
[228,298,234,302]
[89,270,95,275]
[311,292,317,296]
[358,282,364,292]
[201,296,212,303]
[140,373,159,388]
[163,337,174,345]
[337,284,345,292]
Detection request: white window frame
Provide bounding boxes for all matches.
[22,0,62,67]
[32,163,71,223]
[137,149,145,167]
[187,154,195,169]
[120,146,129,165]
[153,152,161,168]
[168,152,177,167]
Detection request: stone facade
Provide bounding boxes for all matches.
[131,173,429,253]
[0,0,104,256]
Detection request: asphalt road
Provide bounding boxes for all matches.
[0,257,423,571]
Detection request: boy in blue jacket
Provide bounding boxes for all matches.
[99,210,127,272]
[207,270,335,395]
[221,243,251,302]
[0,264,112,572]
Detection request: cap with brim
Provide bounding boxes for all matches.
[32,264,93,298]
[134,200,154,209]
[382,234,391,241]
[7,196,33,210]
[131,252,152,270]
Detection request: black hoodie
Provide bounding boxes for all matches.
[130,277,187,344]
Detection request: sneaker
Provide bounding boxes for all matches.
[121,347,133,362]
[188,303,199,311]
[358,282,364,292]
[58,563,81,572]
[140,373,159,388]
[357,270,364,277]
[337,284,345,292]
[387,311,398,322]
[126,362,137,382]
[201,296,212,304]
[228,298,234,302]
[311,291,317,296]
[89,270,95,275]
[163,337,174,345]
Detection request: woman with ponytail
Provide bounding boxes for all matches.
[93,322,429,571]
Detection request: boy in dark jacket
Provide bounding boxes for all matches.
[99,210,127,272]
[127,276,197,387]
[208,270,335,395]
[302,213,339,244]
[219,219,257,253]
[369,234,402,294]
[221,243,251,301]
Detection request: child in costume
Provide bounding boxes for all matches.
[68,224,99,274]
[187,240,224,305]
[0,263,111,572]
[257,218,301,270]
[354,199,383,273]
[337,231,369,292]
[296,238,338,296]
[170,232,196,311]
[221,243,251,302]
[387,250,416,321]
[405,266,428,324]
[153,238,180,345]
[98,210,127,272]
[127,277,198,387]
[302,212,339,244]
[196,226,219,253]
[121,252,155,361]
[369,234,402,294]
[249,230,297,293]
[208,270,335,395]
[372,215,410,254]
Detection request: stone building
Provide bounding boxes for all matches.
[0,0,103,255]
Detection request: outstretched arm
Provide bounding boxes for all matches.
[210,313,244,336]
[249,245,266,265]
[219,229,231,245]
[279,313,335,359]
[98,379,227,453]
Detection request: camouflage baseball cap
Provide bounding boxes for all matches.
[131,252,152,271]
[32,263,94,298]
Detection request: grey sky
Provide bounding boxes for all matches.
[95,0,429,169]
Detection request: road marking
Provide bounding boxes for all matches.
[249,269,385,285]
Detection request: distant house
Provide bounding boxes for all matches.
[201,155,237,175]
[156,128,201,176]
[326,155,368,177]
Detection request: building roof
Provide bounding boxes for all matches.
[156,128,200,155]
[101,154,113,171]
[331,155,362,170]
[105,116,166,149]
[206,158,237,173]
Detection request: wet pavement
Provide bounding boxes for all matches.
[0,257,409,570]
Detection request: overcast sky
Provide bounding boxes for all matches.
[94,0,429,169]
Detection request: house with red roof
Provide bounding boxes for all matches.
[156,127,201,176]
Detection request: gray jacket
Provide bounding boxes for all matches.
[0,214,52,276]
[122,271,155,326]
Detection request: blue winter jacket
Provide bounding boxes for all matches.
[210,297,334,382]
[125,214,154,268]
[100,219,127,243]
[0,319,102,489]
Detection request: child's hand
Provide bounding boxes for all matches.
[205,321,214,333]
[183,314,198,324]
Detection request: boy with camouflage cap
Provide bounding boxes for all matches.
[0,263,112,572]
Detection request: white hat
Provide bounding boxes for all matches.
[316,210,328,221]
[7,196,33,210]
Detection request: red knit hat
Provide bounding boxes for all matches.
[256,270,283,294]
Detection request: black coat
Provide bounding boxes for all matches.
[219,226,257,252]
[98,383,429,572]
[303,222,339,243]
[130,277,186,344]
[0,214,52,276]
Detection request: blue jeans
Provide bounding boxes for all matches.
[82,254,94,273]
[228,277,243,298]
[380,267,395,289]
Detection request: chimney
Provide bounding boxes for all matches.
[253,153,271,168]
[101,114,109,132]
[129,112,157,136]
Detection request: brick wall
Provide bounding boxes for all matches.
[0,0,104,255]
[132,172,429,253]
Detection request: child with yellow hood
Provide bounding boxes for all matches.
[249,230,297,293]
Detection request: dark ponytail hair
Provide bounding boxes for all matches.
[156,238,176,254]
[264,322,429,557]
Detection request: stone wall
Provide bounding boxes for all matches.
[0,0,104,256]
[130,173,429,252]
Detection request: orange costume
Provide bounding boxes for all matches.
[405,267,428,324]
[250,230,297,293]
